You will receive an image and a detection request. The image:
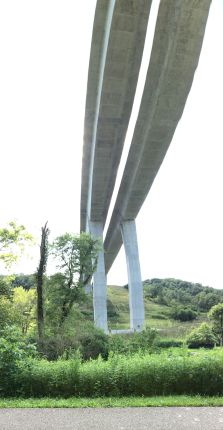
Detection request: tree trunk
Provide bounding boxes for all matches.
[36,222,49,339]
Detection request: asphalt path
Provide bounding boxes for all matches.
[0,407,223,430]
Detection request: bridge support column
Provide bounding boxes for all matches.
[89,221,108,333]
[121,220,144,332]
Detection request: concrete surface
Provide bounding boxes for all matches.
[121,220,144,330]
[81,0,152,232]
[1,407,223,430]
[104,0,212,273]
[90,221,108,332]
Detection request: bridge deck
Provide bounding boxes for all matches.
[81,0,152,232]
[104,0,211,273]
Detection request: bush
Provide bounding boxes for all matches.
[186,323,218,349]
[37,335,80,361]
[37,324,109,361]
[78,327,109,361]
[0,326,36,396]
[12,349,223,397]
[109,327,157,355]
[155,338,184,348]
[171,307,197,322]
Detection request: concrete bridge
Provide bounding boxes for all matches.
[81,0,212,333]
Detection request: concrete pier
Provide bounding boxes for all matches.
[121,220,144,331]
[90,221,108,333]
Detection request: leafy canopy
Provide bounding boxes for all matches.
[50,232,101,289]
[0,221,33,268]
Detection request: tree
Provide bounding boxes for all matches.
[0,221,33,268]
[13,287,36,334]
[186,323,217,349]
[50,232,100,326]
[171,307,197,322]
[209,303,223,346]
[36,222,49,339]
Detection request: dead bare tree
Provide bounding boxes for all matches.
[36,222,49,339]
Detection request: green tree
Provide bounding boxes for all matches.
[13,287,36,334]
[171,306,197,322]
[0,221,33,268]
[50,232,100,326]
[209,303,223,346]
[186,322,217,349]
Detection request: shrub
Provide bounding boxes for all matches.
[171,307,197,322]
[186,323,218,349]
[14,349,223,397]
[36,335,80,361]
[155,338,184,348]
[78,327,109,360]
[37,324,109,361]
[109,327,157,355]
[0,325,36,396]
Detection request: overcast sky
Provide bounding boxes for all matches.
[0,1,223,288]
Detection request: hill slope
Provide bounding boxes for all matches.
[106,278,223,338]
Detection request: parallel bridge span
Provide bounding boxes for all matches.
[81,0,212,332]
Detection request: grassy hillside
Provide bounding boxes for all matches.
[79,278,223,340]
[107,286,208,338]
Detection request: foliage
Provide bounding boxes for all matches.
[77,325,109,361]
[0,326,36,396]
[50,232,100,288]
[0,275,14,299]
[186,323,217,349]
[0,297,15,329]
[43,273,88,332]
[170,307,197,322]
[50,233,101,325]
[12,274,36,291]
[155,338,184,348]
[0,221,33,268]
[36,321,108,361]
[209,303,223,346]
[144,278,223,312]
[4,348,223,397]
[36,334,80,361]
[13,287,36,334]
[109,328,157,355]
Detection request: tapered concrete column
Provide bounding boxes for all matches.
[89,221,108,333]
[120,220,144,331]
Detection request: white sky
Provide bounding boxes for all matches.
[0,0,223,288]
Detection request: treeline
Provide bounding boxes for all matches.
[143,278,223,312]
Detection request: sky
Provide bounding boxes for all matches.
[0,0,223,288]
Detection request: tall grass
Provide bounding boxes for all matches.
[10,348,223,398]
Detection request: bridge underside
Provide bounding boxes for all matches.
[81,0,212,332]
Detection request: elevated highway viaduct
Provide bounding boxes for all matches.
[81,0,212,332]
[81,0,152,331]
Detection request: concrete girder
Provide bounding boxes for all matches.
[80,0,152,232]
[104,0,212,273]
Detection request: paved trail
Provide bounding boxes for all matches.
[0,407,223,430]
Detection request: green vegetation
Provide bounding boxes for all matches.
[2,220,223,401]
[144,278,223,312]
[186,323,218,349]
[1,396,223,408]
[2,346,223,397]
[0,221,33,268]
[209,303,223,346]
